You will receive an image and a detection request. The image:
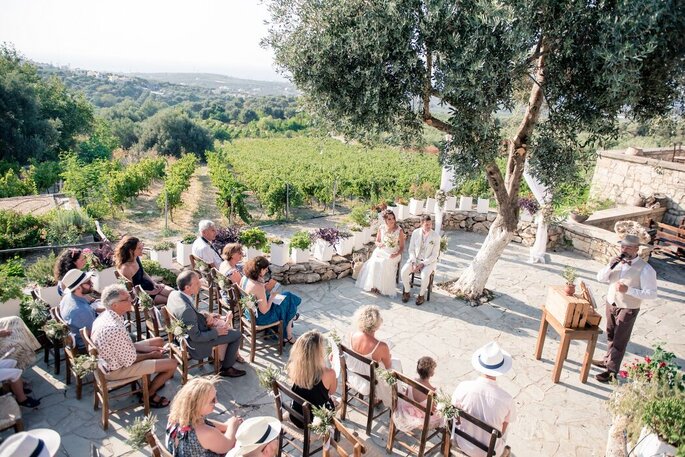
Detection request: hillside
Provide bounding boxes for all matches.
[130,72,296,96]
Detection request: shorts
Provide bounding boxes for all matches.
[105,359,164,381]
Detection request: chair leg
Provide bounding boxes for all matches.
[250,334,257,363]
[54,344,61,375]
[14,419,24,432]
[142,375,150,416]
[277,324,283,356]
[76,376,83,400]
[386,417,395,454]
[427,274,433,301]
[102,390,109,430]
[340,388,348,421]
[65,357,72,386]
[365,393,374,435]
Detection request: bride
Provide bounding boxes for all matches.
[356,209,405,296]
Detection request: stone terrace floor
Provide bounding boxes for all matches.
[8,231,684,457]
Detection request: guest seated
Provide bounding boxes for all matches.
[166,377,243,457]
[167,271,246,378]
[451,342,515,457]
[345,304,402,404]
[0,316,41,370]
[226,416,281,457]
[192,220,224,269]
[392,356,443,432]
[114,236,173,305]
[91,284,178,408]
[220,243,279,293]
[240,256,300,344]
[59,269,98,351]
[54,248,91,299]
[0,329,40,407]
[286,330,336,429]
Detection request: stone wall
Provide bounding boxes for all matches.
[561,220,652,264]
[590,149,685,225]
[583,206,667,232]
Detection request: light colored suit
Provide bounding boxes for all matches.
[166,291,241,369]
[401,228,441,296]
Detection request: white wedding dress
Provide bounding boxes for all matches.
[355,225,402,296]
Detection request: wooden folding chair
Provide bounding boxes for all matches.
[386,372,449,457]
[410,270,436,302]
[143,305,167,339]
[80,328,150,430]
[146,430,174,457]
[32,290,63,375]
[446,411,503,457]
[339,344,390,435]
[159,306,220,384]
[52,307,92,399]
[189,255,218,313]
[323,418,366,457]
[271,380,324,457]
[240,305,283,363]
[210,267,241,318]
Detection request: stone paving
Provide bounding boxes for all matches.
[7,231,684,457]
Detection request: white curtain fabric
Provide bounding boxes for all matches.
[523,164,552,263]
[435,166,456,235]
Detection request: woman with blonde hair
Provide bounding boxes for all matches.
[219,243,245,284]
[114,236,173,305]
[286,330,336,429]
[166,376,243,457]
[345,305,402,405]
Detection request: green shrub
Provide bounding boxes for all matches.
[26,253,58,287]
[348,205,371,227]
[43,209,96,245]
[140,259,177,287]
[0,257,26,302]
[0,168,36,198]
[239,228,268,250]
[152,241,174,251]
[289,231,312,251]
[0,210,46,249]
[642,397,685,449]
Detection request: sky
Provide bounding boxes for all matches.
[0,0,286,81]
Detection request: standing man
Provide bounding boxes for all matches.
[401,215,440,305]
[192,220,224,269]
[167,270,246,377]
[593,235,658,383]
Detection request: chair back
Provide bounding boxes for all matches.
[448,410,502,457]
[146,430,173,457]
[79,327,96,356]
[159,306,174,343]
[143,306,164,338]
[339,343,379,393]
[114,270,134,292]
[271,379,321,457]
[323,417,366,457]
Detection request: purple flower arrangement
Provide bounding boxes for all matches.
[312,227,349,246]
[212,226,242,253]
[517,197,540,216]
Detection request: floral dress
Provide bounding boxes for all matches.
[355,225,402,296]
[166,421,224,457]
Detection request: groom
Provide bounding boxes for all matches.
[401,215,441,305]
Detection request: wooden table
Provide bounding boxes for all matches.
[535,306,602,383]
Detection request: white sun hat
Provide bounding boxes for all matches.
[0,428,61,457]
[62,268,94,294]
[226,416,282,457]
[471,341,513,377]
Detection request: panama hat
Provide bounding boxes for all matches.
[471,342,513,377]
[226,417,281,457]
[62,268,94,293]
[617,234,643,247]
[0,429,61,457]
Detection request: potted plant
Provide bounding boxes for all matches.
[349,205,372,243]
[176,233,196,267]
[239,227,268,260]
[518,196,540,222]
[289,231,312,263]
[26,253,61,307]
[150,241,174,269]
[476,195,491,213]
[334,229,354,256]
[349,225,365,251]
[459,195,473,211]
[425,196,437,214]
[444,191,457,211]
[384,198,398,216]
[312,228,342,262]
[562,266,577,296]
[89,244,117,292]
[0,257,26,319]
[569,203,593,223]
[409,197,425,216]
[269,236,289,267]
[395,197,410,220]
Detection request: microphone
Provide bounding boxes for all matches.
[610,253,627,269]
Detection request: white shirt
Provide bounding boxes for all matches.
[451,377,516,457]
[91,310,137,372]
[596,260,658,301]
[191,237,223,267]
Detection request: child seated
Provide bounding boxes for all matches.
[201,311,232,330]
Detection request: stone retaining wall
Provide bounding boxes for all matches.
[561,220,652,264]
[270,210,563,284]
[590,149,685,225]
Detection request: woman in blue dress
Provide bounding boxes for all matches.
[240,256,300,344]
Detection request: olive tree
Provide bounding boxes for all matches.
[264,0,684,299]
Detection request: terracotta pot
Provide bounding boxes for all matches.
[564,284,576,296]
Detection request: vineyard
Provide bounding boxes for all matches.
[219,138,441,213]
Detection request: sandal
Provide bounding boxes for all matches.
[293,313,300,322]
[285,337,297,345]
[149,396,170,409]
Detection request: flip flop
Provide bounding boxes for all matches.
[149,396,170,409]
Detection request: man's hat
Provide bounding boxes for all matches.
[0,429,61,457]
[471,342,513,377]
[226,417,281,457]
[618,234,643,247]
[62,268,94,293]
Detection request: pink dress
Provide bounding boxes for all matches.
[392,383,444,433]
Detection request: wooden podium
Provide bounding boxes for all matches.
[535,286,603,384]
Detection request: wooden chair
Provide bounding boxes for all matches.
[146,430,174,457]
[654,221,685,258]
[143,305,167,339]
[339,343,390,435]
[113,271,136,335]
[80,327,150,430]
[210,267,241,318]
[240,304,283,363]
[271,379,324,457]
[32,290,64,375]
[0,393,23,434]
[159,306,220,384]
[189,255,218,313]
[446,411,503,457]
[322,418,366,457]
[386,371,449,457]
[52,307,92,399]
[410,269,436,302]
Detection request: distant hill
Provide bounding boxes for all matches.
[130,72,296,97]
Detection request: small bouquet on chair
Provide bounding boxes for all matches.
[434,389,459,421]
[166,318,191,339]
[73,354,99,379]
[310,405,336,449]
[239,294,260,312]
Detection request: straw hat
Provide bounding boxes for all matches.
[0,429,61,457]
[226,417,281,457]
[62,268,94,293]
[471,342,513,377]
